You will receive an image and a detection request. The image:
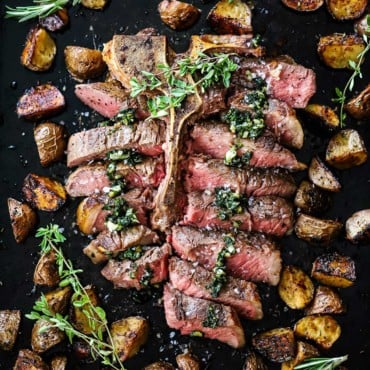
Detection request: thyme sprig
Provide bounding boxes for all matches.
[26,224,126,370]
[294,355,348,370]
[5,0,80,22]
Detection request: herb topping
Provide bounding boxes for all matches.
[224,143,252,167]
[202,305,220,328]
[214,187,247,221]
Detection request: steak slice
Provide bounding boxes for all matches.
[163,283,245,349]
[171,226,281,285]
[199,85,227,118]
[67,120,165,167]
[83,225,160,264]
[101,243,171,289]
[183,191,294,237]
[189,122,306,171]
[185,156,296,198]
[169,257,263,320]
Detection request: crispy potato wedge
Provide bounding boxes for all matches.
[281,0,324,11]
[34,122,67,167]
[143,362,175,370]
[346,209,370,243]
[308,156,341,192]
[22,173,66,212]
[39,8,69,32]
[0,310,21,351]
[243,351,268,370]
[31,319,65,353]
[158,0,201,31]
[21,26,56,72]
[326,129,368,169]
[354,13,370,36]
[295,214,343,245]
[76,196,106,235]
[50,355,67,370]
[208,0,252,35]
[317,33,365,69]
[14,349,49,370]
[305,285,346,315]
[326,0,367,20]
[294,315,341,349]
[110,316,149,362]
[176,353,200,370]
[34,251,60,287]
[311,252,356,288]
[252,328,296,363]
[44,286,72,315]
[345,83,370,120]
[304,104,340,129]
[278,265,314,310]
[8,197,37,243]
[281,341,320,370]
[81,0,108,9]
[294,180,331,216]
[16,84,65,121]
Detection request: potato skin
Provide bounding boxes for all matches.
[305,285,346,315]
[76,196,106,235]
[44,286,72,315]
[0,310,21,351]
[326,0,368,20]
[345,83,370,120]
[50,355,67,370]
[243,351,268,370]
[64,46,106,82]
[308,156,341,192]
[176,353,200,370]
[33,251,60,287]
[143,362,175,370]
[14,349,49,370]
[8,198,37,243]
[281,0,324,12]
[346,209,370,243]
[81,0,108,9]
[39,8,69,32]
[304,104,339,129]
[31,319,65,353]
[281,341,320,370]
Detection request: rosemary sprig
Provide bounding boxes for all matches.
[294,355,348,370]
[26,224,126,370]
[5,0,80,22]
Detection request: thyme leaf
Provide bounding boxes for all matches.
[294,355,348,370]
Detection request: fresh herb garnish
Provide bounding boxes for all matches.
[103,197,139,232]
[107,149,143,166]
[26,225,126,370]
[214,187,247,220]
[294,355,348,370]
[118,246,144,261]
[190,330,204,337]
[139,267,153,287]
[224,144,252,167]
[202,305,219,328]
[100,109,136,127]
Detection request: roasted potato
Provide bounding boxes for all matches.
[22,173,66,212]
[21,26,56,72]
[311,252,356,288]
[252,328,296,363]
[110,316,149,362]
[305,285,346,315]
[39,8,69,32]
[34,122,67,166]
[317,33,365,69]
[16,84,65,121]
[294,315,341,349]
[81,0,108,9]
[346,209,370,243]
[354,13,370,36]
[308,156,341,192]
[304,104,339,129]
[243,351,268,370]
[14,349,49,370]
[50,355,67,370]
[31,319,65,353]
[207,0,252,35]
[326,129,368,169]
[278,265,314,310]
[34,251,60,287]
[73,340,95,363]
[294,181,331,215]
[158,0,201,31]
[326,0,368,20]
[176,353,200,370]
[44,286,72,315]
[76,196,107,235]
[281,0,324,11]
[0,310,21,351]
[281,341,320,370]
[345,83,370,120]
[8,197,37,243]
[64,46,106,82]
[143,362,175,370]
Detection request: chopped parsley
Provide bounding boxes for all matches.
[103,197,139,232]
[214,187,247,221]
[190,330,204,337]
[99,108,136,127]
[224,144,252,168]
[202,305,220,328]
[117,246,144,261]
[140,267,153,287]
[107,149,143,166]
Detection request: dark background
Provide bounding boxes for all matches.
[0,0,369,369]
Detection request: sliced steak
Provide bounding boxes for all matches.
[171,226,281,285]
[189,122,305,171]
[67,120,165,167]
[169,257,263,320]
[83,225,160,264]
[185,156,296,198]
[183,191,294,237]
[199,85,227,118]
[101,243,171,289]
[163,283,245,349]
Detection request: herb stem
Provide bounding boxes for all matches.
[294,355,348,370]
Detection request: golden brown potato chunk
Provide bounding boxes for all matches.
[31,319,65,353]
[317,33,365,69]
[345,83,370,120]
[158,0,201,30]
[44,286,72,315]
[34,122,67,167]
[14,349,49,370]
[281,341,320,370]
[281,0,324,11]
[34,251,60,287]
[64,46,106,82]
[354,13,370,36]
[305,285,346,315]
[326,129,368,169]
[294,315,341,349]
[326,0,367,20]
[252,328,296,363]
[76,196,106,235]
[39,9,69,32]
[111,316,149,362]
[81,0,108,9]
[22,173,66,212]
[311,252,356,288]
[8,198,37,243]
[176,353,200,370]
[0,310,21,351]
[143,362,175,370]
[50,355,67,370]
[243,351,268,370]
[304,104,340,129]
[278,265,314,310]
[308,156,341,192]
[21,26,56,72]
[346,209,370,243]
[208,0,252,35]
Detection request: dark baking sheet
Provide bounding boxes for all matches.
[0,1,369,369]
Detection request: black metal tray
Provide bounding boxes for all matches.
[0,1,369,369]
